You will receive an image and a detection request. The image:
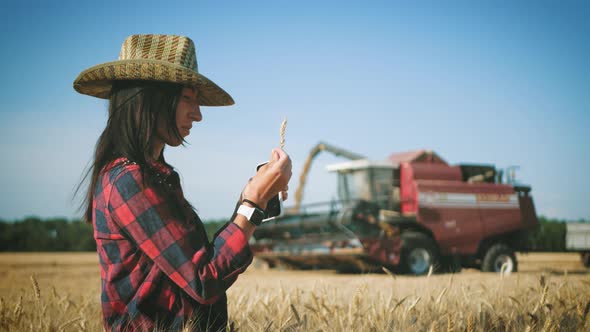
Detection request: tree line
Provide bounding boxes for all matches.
[0,217,228,252]
[0,215,585,252]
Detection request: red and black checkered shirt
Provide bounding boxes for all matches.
[92,157,253,331]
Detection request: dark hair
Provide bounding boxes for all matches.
[73,80,195,223]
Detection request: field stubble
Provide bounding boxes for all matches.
[0,252,588,331]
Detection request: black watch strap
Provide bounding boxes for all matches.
[239,199,266,226]
[242,199,264,212]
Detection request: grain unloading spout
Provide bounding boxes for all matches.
[293,141,365,212]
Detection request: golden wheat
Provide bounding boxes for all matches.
[467,313,474,332]
[30,275,40,301]
[0,252,588,331]
[447,312,455,332]
[280,117,287,149]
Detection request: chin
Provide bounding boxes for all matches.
[167,140,184,147]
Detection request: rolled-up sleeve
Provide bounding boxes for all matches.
[107,165,253,304]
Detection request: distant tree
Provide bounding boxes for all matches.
[0,217,95,252]
[0,217,230,251]
[528,216,568,252]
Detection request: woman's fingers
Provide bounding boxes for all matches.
[270,148,281,162]
[265,148,292,183]
[275,148,292,175]
[244,148,292,205]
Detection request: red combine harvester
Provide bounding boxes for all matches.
[252,142,539,275]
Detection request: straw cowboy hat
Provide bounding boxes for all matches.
[73,34,234,106]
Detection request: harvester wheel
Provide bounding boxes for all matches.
[399,232,439,275]
[482,243,518,273]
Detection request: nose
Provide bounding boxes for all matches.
[190,105,202,122]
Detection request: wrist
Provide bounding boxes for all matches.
[237,200,266,226]
[233,216,256,238]
[241,188,267,210]
[242,197,267,211]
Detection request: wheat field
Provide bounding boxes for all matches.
[0,252,588,331]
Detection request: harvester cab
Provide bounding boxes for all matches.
[328,159,396,210]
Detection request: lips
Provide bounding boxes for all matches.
[180,127,191,136]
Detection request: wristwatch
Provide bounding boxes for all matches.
[237,202,266,226]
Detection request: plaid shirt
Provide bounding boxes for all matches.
[93,157,253,331]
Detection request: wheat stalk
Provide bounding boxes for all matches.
[406,296,421,313]
[290,304,301,323]
[59,316,83,331]
[447,313,455,332]
[436,287,448,304]
[540,284,549,306]
[392,295,409,314]
[581,301,590,323]
[382,266,396,279]
[467,313,474,332]
[280,117,287,149]
[527,312,539,332]
[508,296,522,306]
[311,292,321,312]
[263,320,273,332]
[540,274,546,288]
[533,284,549,314]
[447,274,454,289]
[429,319,437,332]
[0,297,4,323]
[541,316,553,332]
[31,275,41,301]
[13,295,23,323]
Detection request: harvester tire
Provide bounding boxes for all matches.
[399,232,440,275]
[482,243,518,273]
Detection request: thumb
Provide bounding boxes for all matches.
[270,148,280,161]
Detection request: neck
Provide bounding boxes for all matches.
[152,140,164,160]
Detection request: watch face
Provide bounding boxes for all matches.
[250,208,266,226]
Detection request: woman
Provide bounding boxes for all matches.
[73,34,292,331]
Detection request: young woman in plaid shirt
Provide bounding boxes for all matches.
[73,34,292,331]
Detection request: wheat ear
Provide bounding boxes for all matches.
[30,275,41,301]
[280,118,287,149]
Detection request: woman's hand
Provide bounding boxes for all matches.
[242,148,292,210]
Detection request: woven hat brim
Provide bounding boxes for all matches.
[73,59,234,106]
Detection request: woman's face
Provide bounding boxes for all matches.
[156,86,202,147]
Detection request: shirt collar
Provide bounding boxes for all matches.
[148,158,173,176]
[109,156,173,176]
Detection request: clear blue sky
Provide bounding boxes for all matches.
[0,0,588,221]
